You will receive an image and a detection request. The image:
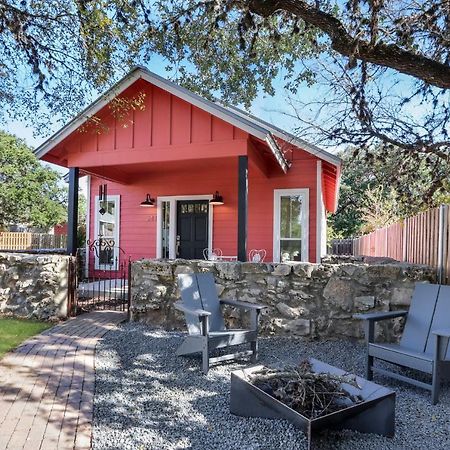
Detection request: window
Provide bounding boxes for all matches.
[273,189,309,262]
[161,201,170,258]
[94,195,120,269]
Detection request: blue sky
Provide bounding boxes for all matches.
[3,55,310,158]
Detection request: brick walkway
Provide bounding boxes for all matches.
[0,311,126,450]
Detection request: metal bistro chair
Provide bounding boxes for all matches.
[203,248,223,261]
[355,283,450,404]
[174,272,266,374]
[248,249,267,263]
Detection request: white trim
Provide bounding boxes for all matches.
[156,195,213,259]
[34,66,336,172]
[273,188,309,263]
[93,194,120,270]
[316,161,322,263]
[85,175,91,278]
[224,104,342,167]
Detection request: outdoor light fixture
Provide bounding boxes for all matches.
[99,183,108,215]
[140,194,156,207]
[210,191,224,205]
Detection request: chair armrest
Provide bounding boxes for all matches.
[220,299,266,310]
[353,311,408,322]
[173,302,211,317]
[432,329,450,338]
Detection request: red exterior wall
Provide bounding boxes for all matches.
[87,150,320,264]
[248,148,318,262]
[88,157,240,262]
[43,77,326,264]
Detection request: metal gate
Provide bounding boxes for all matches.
[68,239,131,316]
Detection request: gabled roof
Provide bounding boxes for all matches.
[34,66,340,171]
[223,105,341,167]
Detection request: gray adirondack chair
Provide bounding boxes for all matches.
[355,283,450,404]
[174,272,266,374]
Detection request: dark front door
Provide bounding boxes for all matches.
[176,200,209,259]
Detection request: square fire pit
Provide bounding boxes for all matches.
[230,358,395,449]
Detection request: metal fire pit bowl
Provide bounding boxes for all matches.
[230,358,395,449]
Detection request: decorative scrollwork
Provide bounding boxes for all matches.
[87,238,116,257]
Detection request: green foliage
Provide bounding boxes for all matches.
[329,146,450,238]
[0,131,67,229]
[0,318,52,359]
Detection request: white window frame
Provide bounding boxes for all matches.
[273,188,309,263]
[156,195,213,259]
[94,194,120,270]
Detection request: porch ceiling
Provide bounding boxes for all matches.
[80,156,241,184]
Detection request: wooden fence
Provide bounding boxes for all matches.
[329,239,354,256]
[0,232,67,251]
[349,205,450,283]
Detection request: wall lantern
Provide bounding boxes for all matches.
[140,194,156,207]
[210,191,224,205]
[99,183,108,215]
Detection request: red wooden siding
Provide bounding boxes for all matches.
[89,158,239,262]
[88,149,320,264]
[248,147,319,262]
[52,80,246,164]
[39,76,333,264]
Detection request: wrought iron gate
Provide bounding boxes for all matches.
[68,239,131,316]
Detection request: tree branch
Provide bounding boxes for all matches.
[247,0,450,89]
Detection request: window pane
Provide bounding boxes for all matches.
[161,201,170,258]
[99,221,115,238]
[280,196,302,239]
[280,240,302,262]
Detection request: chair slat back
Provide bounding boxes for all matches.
[425,285,450,358]
[196,273,226,332]
[177,273,203,335]
[400,283,440,352]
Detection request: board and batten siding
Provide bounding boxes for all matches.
[60,79,248,158]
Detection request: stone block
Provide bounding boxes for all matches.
[276,302,300,319]
[282,318,311,336]
[390,287,414,306]
[292,263,314,278]
[241,262,271,274]
[272,264,292,276]
[355,295,375,310]
[215,262,241,280]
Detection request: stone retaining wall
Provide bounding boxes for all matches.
[130,259,436,340]
[0,252,70,320]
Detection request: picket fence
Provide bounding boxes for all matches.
[350,205,449,283]
[0,232,67,251]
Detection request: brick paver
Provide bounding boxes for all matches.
[0,311,126,450]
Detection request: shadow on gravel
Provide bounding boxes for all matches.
[93,323,450,450]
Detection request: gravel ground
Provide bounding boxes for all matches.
[93,322,450,450]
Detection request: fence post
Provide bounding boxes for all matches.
[437,205,448,284]
[402,220,407,262]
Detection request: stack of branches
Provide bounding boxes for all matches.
[249,360,363,419]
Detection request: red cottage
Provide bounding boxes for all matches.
[35,67,341,269]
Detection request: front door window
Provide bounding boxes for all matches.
[176,200,209,259]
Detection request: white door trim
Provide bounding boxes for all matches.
[273,188,309,262]
[156,195,213,259]
[85,175,91,278]
[93,194,121,270]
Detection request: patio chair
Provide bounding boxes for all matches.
[248,249,266,262]
[355,283,450,404]
[174,272,266,374]
[203,248,222,261]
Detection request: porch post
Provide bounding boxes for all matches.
[237,156,248,262]
[67,167,79,256]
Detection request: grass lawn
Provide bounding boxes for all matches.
[0,318,53,359]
